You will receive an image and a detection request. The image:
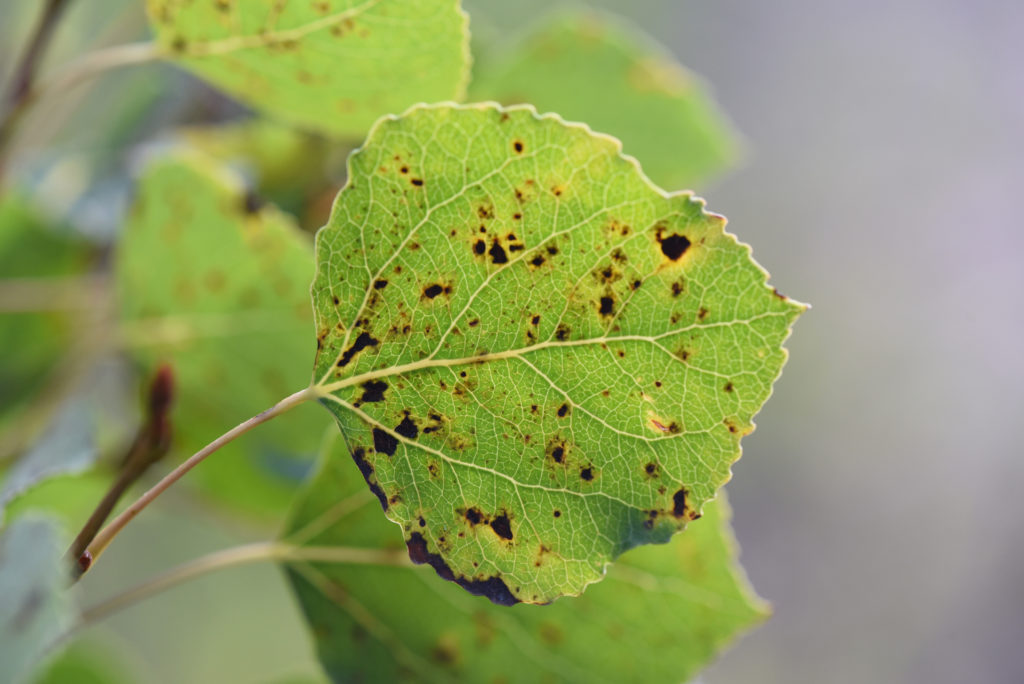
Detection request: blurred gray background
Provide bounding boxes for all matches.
[5,0,1023,682]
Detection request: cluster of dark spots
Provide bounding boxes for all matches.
[671,278,686,297]
[427,461,441,478]
[644,462,660,478]
[643,509,659,530]
[372,428,398,456]
[556,403,570,418]
[422,413,444,434]
[698,307,709,320]
[423,282,452,299]
[405,533,519,606]
[395,413,418,439]
[356,380,388,405]
[337,331,379,367]
[595,264,620,285]
[724,382,734,393]
[580,466,594,481]
[599,296,615,317]
[373,279,388,290]
[534,544,551,568]
[512,139,525,154]
[507,233,525,252]
[477,205,495,219]
[656,228,692,261]
[350,447,388,510]
[555,324,571,341]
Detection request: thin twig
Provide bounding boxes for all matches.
[0,41,158,179]
[66,365,176,576]
[78,385,319,574]
[77,541,410,628]
[1,0,72,113]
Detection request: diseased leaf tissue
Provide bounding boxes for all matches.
[311,103,804,605]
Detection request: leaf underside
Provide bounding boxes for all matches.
[311,103,804,605]
[147,0,470,138]
[283,437,768,684]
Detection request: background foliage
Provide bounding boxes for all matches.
[2,0,1021,683]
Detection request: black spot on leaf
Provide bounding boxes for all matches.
[659,233,691,260]
[373,279,388,290]
[358,380,388,403]
[490,513,513,540]
[580,467,594,481]
[395,414,418,439]
[672,488,688,518]
[489,241,508,264]
[350,447,388,510]
[337,332,379,367]
[423,284,444,299]
[406,533,519,606]
[373,428,398,456]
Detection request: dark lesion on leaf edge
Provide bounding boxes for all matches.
[406,532,520,606]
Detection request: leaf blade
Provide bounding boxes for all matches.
[147,0,470,137]
[311,103,803,604]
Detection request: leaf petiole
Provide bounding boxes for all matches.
[79,385,320,576]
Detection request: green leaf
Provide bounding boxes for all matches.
[0,516,74,684]
[117,153,326,517]
[147,0,470,138]
[468,11,739,190]
[32,639,135,684]
[283,436,767,683]
[310,103,804,604]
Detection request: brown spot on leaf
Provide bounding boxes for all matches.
[512,140,525,154]
[580,466,594,481]
[489,241,508,264]
[672,488,688,518]
[556,403,569,418]
[395,414,418,440]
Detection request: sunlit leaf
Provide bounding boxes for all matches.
[147,0,470,138]
[117,154,327,517]
[0,517,74,684]
[469,11,739,190]
[310,103,804,604]
[284,436,767,683]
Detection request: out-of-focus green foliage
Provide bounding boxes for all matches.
[116,155,328,517]
[0,517,74,684]
[0,200,94,447]
[147,0,470,138]
[469,12,740,190]
[284,435,767,683]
